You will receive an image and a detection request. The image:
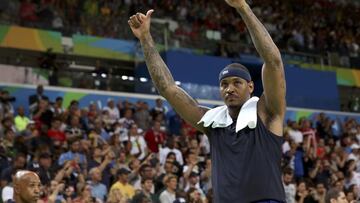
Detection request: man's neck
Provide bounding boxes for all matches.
[228,106,241,120]
[94,157,102,163]
[119,180,127,185]
[167,188,175,194]
[143,190,152,196]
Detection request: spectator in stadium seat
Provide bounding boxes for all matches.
[28,85,48,110]
[151,98,168,120]
[52,96,64,116]
[134,101,151,131]
[1,153,27,188]
[103,98,120,124]
[159,174,177,203]
[186,187,204,203]
[1,169,17,203]
[32,98,53,129]
[200,157,212,194]
[58,138,86,166]
[145,120,166,153]
[47,117,66,144]
[87,146,114,188]
[14,106,29,132]
[128,123,148,160]
[159,137,183,166]
[139,177,157,202]
[65,115,84,140]
[325,188,348,203]
[29,152,55,186]
[295,180,317,203]
[13,170,41,203]
[312,182,327,203]
[110,168,135,201]
[19,0,38,24]
[88,167,108,202]
[288,121,304,144]
[118,108,135,129]
[283,168,296,203]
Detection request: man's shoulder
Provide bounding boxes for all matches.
[93,182,107,189]
[110,181,121,189]
[159,190,168,197]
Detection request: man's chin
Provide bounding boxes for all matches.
[225,101,241,108]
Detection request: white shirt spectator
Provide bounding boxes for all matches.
[103,106,120,123]
[159,147,184,166]
[159,190,176,203]
[282,141,291,154]
[130,135,147,160]
[283,183,296,203]
[199,134,210,155]
[1,185,13,202]
[288,129,303,144]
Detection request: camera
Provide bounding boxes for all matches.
[0,97,16,103]
[0,91,16,103]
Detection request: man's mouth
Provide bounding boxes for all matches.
[225,95,238,100]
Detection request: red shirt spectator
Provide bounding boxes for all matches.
[145,121,166,153]
[19,0,38,22]
[47,118,66,142]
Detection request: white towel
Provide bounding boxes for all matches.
[198,97,259,132]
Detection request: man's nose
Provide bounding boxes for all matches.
[34,186,41,194]
[226,84,235,93]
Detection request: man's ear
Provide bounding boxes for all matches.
[248,81,254,94]
[14,181,20,194]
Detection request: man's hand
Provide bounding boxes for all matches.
[224,0,247,9]
[128,10,154,40]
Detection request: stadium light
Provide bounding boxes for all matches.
[121,75,128,80]
[128,76,135,81]
[101,73,107,78]
[140,77,148,82]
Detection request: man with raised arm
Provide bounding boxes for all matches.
[128,0,286,202]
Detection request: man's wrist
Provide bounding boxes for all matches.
[139,33,152,43]
[235,3,249,13]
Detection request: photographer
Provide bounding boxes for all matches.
[28,85,48,113]
[0,90,16,118]
[38,48,58,86]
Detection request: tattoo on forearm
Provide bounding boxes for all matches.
[141,36,175,94]
[237,5,281,66]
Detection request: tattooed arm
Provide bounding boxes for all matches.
[128,10,209,133]
[225,0,286,135]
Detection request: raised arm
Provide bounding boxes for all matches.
[226,1,286,117]
[128,10,209,133]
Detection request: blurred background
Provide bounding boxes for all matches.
[0,0,360,203]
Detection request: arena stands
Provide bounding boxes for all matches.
[0,0,360,203]
[0,0,359,61]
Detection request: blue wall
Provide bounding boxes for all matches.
[135,51,340,111]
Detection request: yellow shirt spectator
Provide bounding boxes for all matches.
[110,168,135,200]
[14,107,30,132]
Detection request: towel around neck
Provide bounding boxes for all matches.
[198,96,259,133]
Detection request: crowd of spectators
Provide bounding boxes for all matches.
[0,0,359,61]
[0,85,359,203]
